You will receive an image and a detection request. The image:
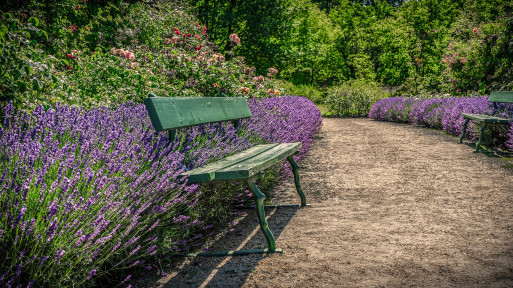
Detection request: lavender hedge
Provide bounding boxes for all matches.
[0,96,322,287]
[369,96,513,151]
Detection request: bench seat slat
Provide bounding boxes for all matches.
[215,142,302,181]
[461,113,512,123]
[179,144,279,183]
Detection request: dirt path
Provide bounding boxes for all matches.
[138,118,513,288]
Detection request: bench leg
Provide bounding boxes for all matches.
[287,154,307,206]
[247,177,277,252]
[475,124,487,153]
[459,118,470,144]
[190,177,283,257]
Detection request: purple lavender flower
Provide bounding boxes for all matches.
[123,275,131,282]
[54,249,66,263]
[86,269,97,280]
[39,256,49,266]
[129,245,141,256]
[46,217,58,242]
[173,215,190,223]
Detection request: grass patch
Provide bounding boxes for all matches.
[316,103,328,116]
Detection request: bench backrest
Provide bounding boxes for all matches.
[488,91,513,103]
[144,94,252,132]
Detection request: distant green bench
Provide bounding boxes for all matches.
[459,91,513,152]
[144,93,308,256]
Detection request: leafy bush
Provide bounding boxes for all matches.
[0,1,286,111]
[273,79,325,103]
[0,95,322,286]
[324,80,389,117]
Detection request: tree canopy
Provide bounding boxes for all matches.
[187,0,513,95]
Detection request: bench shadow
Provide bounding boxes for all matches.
[142,205,302,288]
[459,141,513,158]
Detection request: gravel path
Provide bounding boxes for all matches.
[138,118,513,288]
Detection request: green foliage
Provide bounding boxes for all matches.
[186,0,513,97]
[324,79,389,117]
[278,0,345,86]
[187,0,287,74]
[0,1,288,111]
[274,79,325,103]
[440,3,513,94]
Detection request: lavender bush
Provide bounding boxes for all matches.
[410,98,452,129]
[440,97,491,138]
[0,95,321,286]
[369,96,513,151]
[368,97,419,123]
[246,96,322,155]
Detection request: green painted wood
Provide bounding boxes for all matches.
[475,124,487,152]
[179,144,279,183]
[247,178,276,251]
[215,142,302,180]
[461,113,511,123]
[191,248,283,257]
[488,91,513,103]
[459,118,470,144]
[287,153,307,206]
[236,204,311,209]
[144,95,252,132]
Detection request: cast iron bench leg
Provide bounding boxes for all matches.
[190,175,283,257]
[247,176,278,252]
[474,123,487,153]
[459,118,469,144]
[287,153,307,206]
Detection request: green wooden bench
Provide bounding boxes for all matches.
[459,91,513,152]
[144,93,308,256]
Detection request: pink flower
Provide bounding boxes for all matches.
[472,27,480,37]
[229,33,241,45]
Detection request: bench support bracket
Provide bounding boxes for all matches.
[474,123,487,152]
[191,248,283,257]
[287,152,307,206]
[459,118,470,144]
[247,173,277,252]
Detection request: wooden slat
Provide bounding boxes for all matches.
[179,144,278,183]
[144,96,252,132]
[215,142,302,181]
[489,91,513,103]
[462,113,511,123]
